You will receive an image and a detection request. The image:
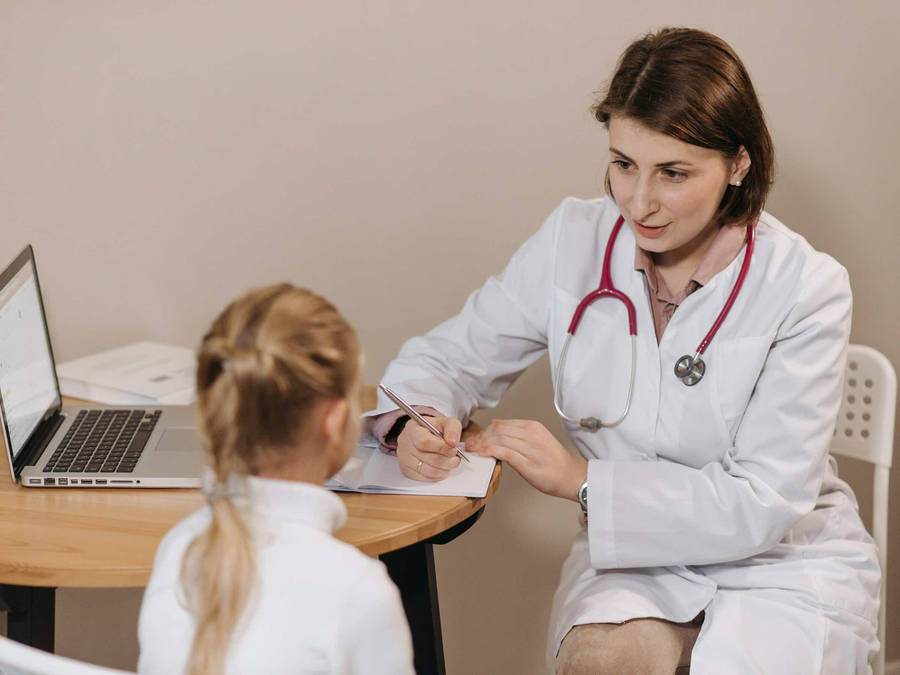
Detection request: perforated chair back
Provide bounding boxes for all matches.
[0,636,134,675]
[830,344,896,675]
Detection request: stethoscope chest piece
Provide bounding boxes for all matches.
[674,354,705,386]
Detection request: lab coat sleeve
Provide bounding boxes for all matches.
[368,200,565,422]
[587,256,852,569]
[337,564,415,675]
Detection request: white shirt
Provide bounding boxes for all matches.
[138,476,414,675]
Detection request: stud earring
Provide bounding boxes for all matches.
[732,180,742,187]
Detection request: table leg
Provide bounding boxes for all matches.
[379,507,486,675]
[0,585,55,652]
[380,541,445,675]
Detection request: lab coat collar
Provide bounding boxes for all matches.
[245,475,348,533]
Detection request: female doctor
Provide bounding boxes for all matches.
[366,28,880,674]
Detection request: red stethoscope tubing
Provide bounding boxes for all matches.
[569,214,754,356]
[554,214,756,428]
[567,216,637,336]
[696,219,755,355]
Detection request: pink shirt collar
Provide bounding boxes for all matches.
[633,222,748,341]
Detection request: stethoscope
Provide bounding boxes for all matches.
[554,214,755,431]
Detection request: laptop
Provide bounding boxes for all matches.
[0,245,206,488]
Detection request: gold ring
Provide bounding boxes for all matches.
[416,459,423,474]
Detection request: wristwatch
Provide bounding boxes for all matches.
[577,479,588,519]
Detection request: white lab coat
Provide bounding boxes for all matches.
[368,197,880,674]
[138,477,415,675]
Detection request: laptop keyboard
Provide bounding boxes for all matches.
[43,409,161,474]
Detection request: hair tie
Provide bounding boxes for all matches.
[201,469,244,505]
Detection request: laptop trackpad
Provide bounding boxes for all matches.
[156,427,202,452]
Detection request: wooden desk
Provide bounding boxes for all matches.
[0,389,499,675]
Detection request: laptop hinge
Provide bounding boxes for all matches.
[13,412,65,477]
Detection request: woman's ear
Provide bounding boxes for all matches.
[731,146,751,184]
[320,398,349,448]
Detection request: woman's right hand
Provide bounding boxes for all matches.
[396,416,462,482]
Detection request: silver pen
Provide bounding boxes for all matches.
[378,384,471,463]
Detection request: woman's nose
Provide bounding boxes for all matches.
[631,177,659,220]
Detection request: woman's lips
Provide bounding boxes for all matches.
[634,221,669,239]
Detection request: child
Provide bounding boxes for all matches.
[138,284,414,675]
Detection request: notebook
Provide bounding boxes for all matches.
[327,434,496,498]
[0,245,205,488]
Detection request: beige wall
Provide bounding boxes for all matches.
[1,1,898,672]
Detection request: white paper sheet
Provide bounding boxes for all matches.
[327,433,496,498]
[57,342,196,404]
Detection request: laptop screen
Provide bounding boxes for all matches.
[0,255,60,460]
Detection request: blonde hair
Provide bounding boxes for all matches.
[179,283,360,675]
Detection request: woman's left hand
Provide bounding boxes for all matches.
[467,419,587,501]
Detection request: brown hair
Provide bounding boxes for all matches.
[179,283,360,675]
[594,27,774,226]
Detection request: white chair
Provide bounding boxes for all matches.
[830,344,897,675]
[0,636,133,675]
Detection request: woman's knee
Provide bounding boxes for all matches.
[556,624,617,675]
[556,620,689,675]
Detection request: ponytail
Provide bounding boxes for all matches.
[180,493,255,675]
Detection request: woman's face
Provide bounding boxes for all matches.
[607,115,748,265]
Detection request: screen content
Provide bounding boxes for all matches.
[0,260,59,460]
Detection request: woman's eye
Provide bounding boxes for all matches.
[611,159,633,171]
[662,169,687,180]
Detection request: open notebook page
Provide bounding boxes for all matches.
[326,433,496,498]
